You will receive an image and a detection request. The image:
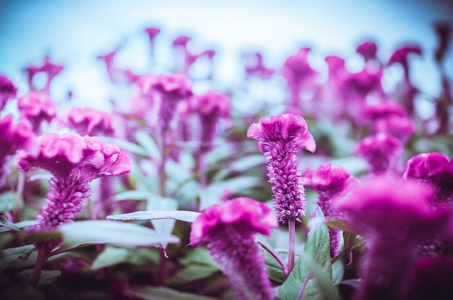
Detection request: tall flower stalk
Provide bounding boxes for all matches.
[247,113,315,274]
[18,133,131,287]
[190,197,278,300]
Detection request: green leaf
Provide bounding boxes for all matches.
[106,210,200,222]
[0,192,15,212]
[15,269,61,287]
[135,131,161,159]
[103,137,148,156]
[127,286,218,300]
[55,220,180,254]
[332,260,344,286]
[91,246,159,270]
[280,223,340,300]
[0,219,38,233]
[146,196,178,236]
[325,219,364,236]
[264,254,286,283]
[113,189,152,201]
[167,263,219,285]
[0,245,35,274]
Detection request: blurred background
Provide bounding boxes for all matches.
[0,0,452,110]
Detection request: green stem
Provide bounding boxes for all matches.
[27,244,50,288]
[288,218,296,274]
[14,172,26,222]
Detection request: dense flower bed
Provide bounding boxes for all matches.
[0,20,452,300]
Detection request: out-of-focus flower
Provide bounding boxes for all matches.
[341,68,383,100]
[363,100,417,143]
[354,133,402,174]
[325,55,346,80]
[434,21,451,64]
[243,52,273,80]
[356,40,378,63]
[407,256,453,300]
[248,113,315,222]
[191,91,231,153]
[25,56,63,94]
[17,91,57,133]
[0,115,35,185]
[304,163,358,257]
[98,46,121,83]
[61,107,115,137]
[334,176,449,300]
[19,133,131,232]
[281,48,317,110]
[145,27,161,60]
[388,45,422,80]
[403,152,453,204]
[190,197,277,300]
[152,73,193,130]
[0,75,18,111]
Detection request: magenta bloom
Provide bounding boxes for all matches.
[305,164,358,257]
[0,75,18,111]
[325,55,346,80]
[25,56,63,94]
[243,52,274,80]
[191,91,231,153]
[403,152,453,204]
[0,115,35,184]
[18,91,57,133]
[341,68,383,100]
[98,46,121,83]
[281,48,317,110]
[191,197,278,300]
[434,21,451,63]
[354,133,402,174]
[152,73,193,130]
[248,113,316,221]
[335,176,449,300]
[356,40,378,63]
[388,45,422,80]
[62,107,115,136]
[19,133,131,232]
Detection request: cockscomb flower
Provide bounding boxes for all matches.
[356,40,378,63]
[98,46,121,83]
[19,133,131,233]
[243,52,274,80]
[191,91,231,153]
[281,48,317,109]
[0,115,35,185]
[325,55,346,80]
[247,113,316,222]
[61,107,115,136]
[403,152,453,204]
[190,197,278,300]
[25,56,63,94]
[304,164,358,257]
[0,75,18,112]
[152,73,193,130]
[354,133,402,174]
[18,91,57,133]
[340,68,383,100]
[144,27,161,60]
[334,176,449,300]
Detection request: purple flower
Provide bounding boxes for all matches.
[25,56,63,94]
[334,176,449,300]
[388,45,422,81]
[356,40,378,63]
[0,115,35,184]
[247,113,316,221]
[340,68,383,100]
[98,46,121,83]
[0,75,18,111]
[144,27,161,60]
[304,164,358,257]
[281,48,317,109]
[190,197,278,300]
[354,133,402,174]
[243,52,274,80]
[403,152,453,204]
[434,21,451,64]
[19,133,131,231]
[325,55,346,80]
[152,73,193,130]
[191,91,231,153]
[62,107,115,137]
[18,91,57,133]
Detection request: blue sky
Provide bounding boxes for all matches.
[0,0,452,109]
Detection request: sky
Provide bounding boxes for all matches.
[0,0,452,109]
